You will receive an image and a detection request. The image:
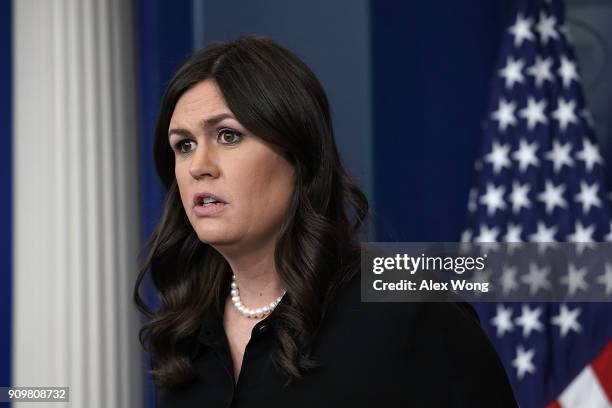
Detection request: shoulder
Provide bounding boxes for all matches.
[331,245,486,339]
[331,262,482,329]
[325,265,517,406]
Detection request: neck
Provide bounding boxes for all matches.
[214,241,285,308]
[231,268,283,307]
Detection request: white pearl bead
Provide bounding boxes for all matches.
[230,275,285,319]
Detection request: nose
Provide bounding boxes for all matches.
[189,142,220,180]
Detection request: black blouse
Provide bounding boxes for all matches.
[155,270,518,407]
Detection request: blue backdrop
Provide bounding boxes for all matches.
[135,1,194,406]
[372,1,513,241]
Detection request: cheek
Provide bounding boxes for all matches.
[232,167,268,214]
[248,166,294,223]
[174,162,192,211]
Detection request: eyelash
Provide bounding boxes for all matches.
[173,128,244,154]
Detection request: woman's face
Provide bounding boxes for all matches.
[168,79,295,253]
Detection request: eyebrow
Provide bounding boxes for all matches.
[168,113,236,139]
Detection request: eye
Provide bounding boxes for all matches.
[174,139,196,154]
[217,128,243,145]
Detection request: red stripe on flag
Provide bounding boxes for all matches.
[546,400,561,408]
[591,340,612,404]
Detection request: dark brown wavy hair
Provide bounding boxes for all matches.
[134,34,369,389]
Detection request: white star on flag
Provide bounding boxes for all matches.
[519,97,547,130]
[521,262,552,295]
[551,304,582,337]
[499,56,525,89]
[504,222,523,242]
[567,221,595,254]
[552,98,578,131]
[544,140,574,173]
[576,139,603,172]
[510,181,531,213]
[536,12,559,44]
[508,13,535,47]
[537,180,567,214]
[558,56,580,88]
[474,224,500,245]
[491,304,514,337]
[515,304,544,337]
[512,344,536,380]
[529,222,558,253]
[574,181,602,214]
[560,263,589,297]
[484,141,512,173]
[512,139,540,172]
[527,55,554,87]
[491,98,517,132]
[479,183,507,215]
[500,265,520,295]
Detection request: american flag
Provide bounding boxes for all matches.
[462,0,612,406]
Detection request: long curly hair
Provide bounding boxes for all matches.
[133,35,369,389]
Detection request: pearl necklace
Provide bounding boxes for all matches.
[230,274,287,319]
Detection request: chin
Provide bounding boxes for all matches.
[194,230,235,246]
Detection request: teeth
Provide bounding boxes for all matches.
[202,197,219,205]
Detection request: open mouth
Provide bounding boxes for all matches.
[193,193,227,216]
[200,197,223,206]
[193,192,227,206]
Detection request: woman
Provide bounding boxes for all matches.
[134,35,518,407]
